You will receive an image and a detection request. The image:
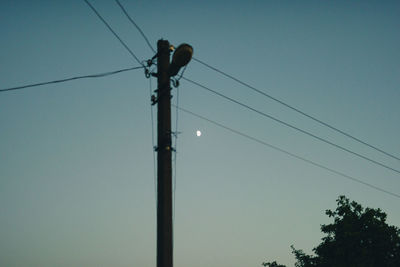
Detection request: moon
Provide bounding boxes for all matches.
[196,130,202,137]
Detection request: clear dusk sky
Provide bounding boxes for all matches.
[1,1,400,266]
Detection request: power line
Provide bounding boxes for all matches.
[171,83,180,258]
[192,57,400,162]
[173,86,180,220]
[0,66,144,93]
[174,105,400,200]
[91,0,399,165]
[149,76,157,205]
[181,77,400,176]
[115,0,156,53]
[86,0,400,201]
[83,0,143,66]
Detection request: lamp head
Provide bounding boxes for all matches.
[169,43,193,76]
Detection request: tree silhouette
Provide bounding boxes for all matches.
[263,196,400,267]
[262,261,286,267]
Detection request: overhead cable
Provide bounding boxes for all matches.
[83,0,143,66]
[0,66,144,93]
[174,105,400,200]
[115,0,156,53]
[91,0,399,163]
[192,57,400,161]
[182,77,400,175]
[148,77,157,205]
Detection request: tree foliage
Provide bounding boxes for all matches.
[262,196,400,267]
[262,261,286,267]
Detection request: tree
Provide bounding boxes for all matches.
[262,196,400,267]
[262,261,286,267]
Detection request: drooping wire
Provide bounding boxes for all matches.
[177,65,187,81]
[173,85,180,221]
[115,0,156,53]
[0,66,144,93]
[149,76,157,206]
[171,81,180,259]
[83,0,143,66]
[192,57,400,162]
[181,77,400,176]
[173,105,400,200]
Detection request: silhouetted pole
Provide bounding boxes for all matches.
[157,39,173,267]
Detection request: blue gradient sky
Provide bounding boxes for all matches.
[1,1,400,266]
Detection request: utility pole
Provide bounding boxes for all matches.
[156,39,173,267]
[154,38,192,267]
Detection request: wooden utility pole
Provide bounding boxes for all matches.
[156,39,173,267]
